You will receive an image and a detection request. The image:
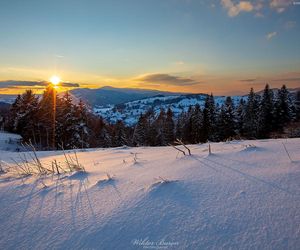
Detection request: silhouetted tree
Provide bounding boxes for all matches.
[243,88,260,138]
[218,96,236,140]
[258,84,274,138]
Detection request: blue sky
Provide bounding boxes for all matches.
[0,0,299,94]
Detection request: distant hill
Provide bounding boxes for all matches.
[0,87,179,107]
[0,86,298,112]
[70,86,182,107]
[0,94,18,104]
[0,101,10,109]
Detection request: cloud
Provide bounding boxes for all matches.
[174,61,185,66]
[284,21,296,30]
[240,78,257,82]
[273,77,300,82]
[221,0,254,17]
[135,73,200,86]
[0,80,79,89]
[221,0,294,17]
[270,0,293,13]
[266,31,277,40]
[60,82,80,87]
[255,12,264,18]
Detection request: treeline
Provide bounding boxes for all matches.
[4,86,133,149]
[4,84,300,149]
[132,84,300,145]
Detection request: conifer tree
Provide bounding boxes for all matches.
[74,99,90,148]
[38,86,57,148]
[144,109,157,146]
[190,104,203,143]
[182,107,193,143]
[7,94,22,132]
[113,120,128,146]
[218,96,236,140]
[295,90,300,121]
[7,91,39,144]
[274,85,293,131]
[243,88,260,138]
[258,84,274,138]
[236,99,246,137]
[163,108,175,144]
[56,92,75,147]
[132,114,148,146]
[153,109,166,145]
[202,94,217,141]
[19,90,40,144]
[175,111,187,142]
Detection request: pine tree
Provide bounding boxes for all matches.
[274,85,293,131]
[113,120,128,146]
[74,99,90,148]
[295,90,300,121]
[55,92,77,148]
[243,88,260,138]
[38,86,57,148]
[89,116,111,147]
[163,108,175,144]
[190,104,204,143]
[6,94,22,132]
[202,94,217,141]
[19,90,40,144]
[132,114,148,146]
[236,99,246,137]
[258,84,274,138]
[144,109,157,146]
[218,96,236,140]
[7,90,40,144]
[151,109,165,145]
[182,107,193,143]
[175,111,186,142]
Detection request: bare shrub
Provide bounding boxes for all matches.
[5,143,85,178]
[60,144,86,172]
[169,138,192,156]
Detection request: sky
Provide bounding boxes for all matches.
[0,0,299,95]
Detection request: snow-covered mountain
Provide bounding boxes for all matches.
[0,94,18,104]
[94,93,245,125]
[0,138,299,249]
[70,86,181,107]
[0,87,180,106]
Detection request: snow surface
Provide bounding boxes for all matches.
[0,131,22,152]
[0,138,300,249]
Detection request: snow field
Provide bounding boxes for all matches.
[0,138,299,249]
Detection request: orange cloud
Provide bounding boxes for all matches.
[221,0,254,17]
[270,0,293,13]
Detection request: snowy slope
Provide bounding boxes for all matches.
[70,86,181,107]
[0,139,300,249]
[94,94,244,125]
[0,94,17,104]
[0,131,22,152]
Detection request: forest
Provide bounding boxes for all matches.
[2,84,300,150]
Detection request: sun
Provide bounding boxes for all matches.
[50,75,61,86]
